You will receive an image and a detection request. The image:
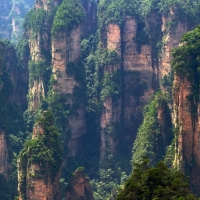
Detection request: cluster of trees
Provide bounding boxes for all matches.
[117,157,198,200]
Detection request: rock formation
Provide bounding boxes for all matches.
[0,131,10,180]
[18,111,61,200]
[66,168,94,200]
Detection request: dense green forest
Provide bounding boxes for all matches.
[117,157,198,200]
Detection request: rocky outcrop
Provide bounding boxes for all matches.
[0,131,10,180]
[66,168,94,200]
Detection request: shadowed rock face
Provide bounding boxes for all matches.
[121,16,154,151]
[0,131,10,180]
[66,169,94,200]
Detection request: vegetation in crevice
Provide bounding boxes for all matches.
[90,141,129,200]
[132,92,173,166]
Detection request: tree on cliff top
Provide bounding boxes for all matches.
[116,157,197,200]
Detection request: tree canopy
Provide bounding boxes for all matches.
[116,157,197,200]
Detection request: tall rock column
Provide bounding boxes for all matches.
[66,168,94,200]
[52,26,86,157]
[100,23,122,160]
[159,12,190,87]
[0,131,10,180]
[27,0,56,111]
[18,111,61,200]
[172,25,200,195]
[122,16,153,151]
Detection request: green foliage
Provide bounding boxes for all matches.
[51,0,85,36]
[98,0,140,27]
[158,0,200,23]
[47,92,70,128]
[172,25,200,109]
[28,60,50,87]
[132,92,173,166]
[172,25,200,78]
[117,158,197,200]
[0,41,28,199]
[137,0,200,22]
[24,8,54,34]
[101,70,121,101]
[91,153,129,200]
[16,36,29,65]
[19,110,62,177]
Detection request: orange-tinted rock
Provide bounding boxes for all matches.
[52,27,86,158]
[66,168,94,200]
[173,74,200,193]
[100,23,121,160]
[159,15,190,86]
[18,119,61,200]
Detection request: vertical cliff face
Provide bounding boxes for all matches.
[0,41,28,182]
[172,25,200,195]
[52,26,86,157]
[122,16,154,149]
[18,111,61,200]
[100,23,121,160]
[66,168,94,200]
[173,76,194,169]
[160,13,191,84]
[81,0,97,37]
[0,131,10,180]
[4,43,28,106]
[173,73,200,194]
[27,0,53,111]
